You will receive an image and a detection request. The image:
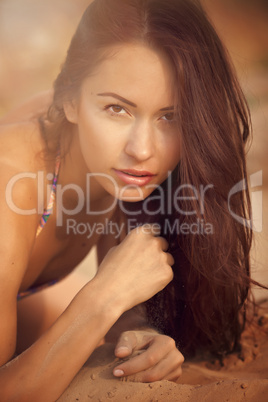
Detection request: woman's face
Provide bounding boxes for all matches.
[65,43,181,201]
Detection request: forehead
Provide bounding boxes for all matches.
[83,43,175,108]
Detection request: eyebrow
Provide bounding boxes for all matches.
[97,92,137,107]
[97,92,174,111]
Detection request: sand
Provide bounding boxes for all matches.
[58,301,268,402]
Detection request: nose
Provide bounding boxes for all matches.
[124,120,155,162]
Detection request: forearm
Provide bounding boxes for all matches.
[0,278,121,402]
[105,303,158,343]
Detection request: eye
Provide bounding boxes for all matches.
[106,104,127,115]
[161,112,175,122]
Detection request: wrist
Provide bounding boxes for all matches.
[77,276,125,322]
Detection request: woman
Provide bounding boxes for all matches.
[0,0,256,400]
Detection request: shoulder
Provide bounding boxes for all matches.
[0,121,50,216]
[0,125,43,304]
[0,120,46,172]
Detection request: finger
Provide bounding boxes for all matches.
[163,366,183,382]
[144,349,184,383]
[124,349,183,383]
[145,223,161,237]
[113,348,154,378]
[114,336,171,377]
[135,223,161,237]
[166,252,175,266]
[162,352,184,382]
[114,331,137,358]
[158,236,169,251]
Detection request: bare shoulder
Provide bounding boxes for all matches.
[0,120,44,218]
[0,96,53,365]
[0,120,45,172]
[0,125,44,364]
[0,121,46,229]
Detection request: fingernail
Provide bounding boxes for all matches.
[116,346,129,353]
[113,369,124,377]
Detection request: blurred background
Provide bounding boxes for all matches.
[0,0,267,299]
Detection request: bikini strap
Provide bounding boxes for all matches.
[36,150,61,237]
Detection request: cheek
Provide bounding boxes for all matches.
[77,117,110,158]
[78,111,124,151]
[162,137,181,170]
[171,149,181,169]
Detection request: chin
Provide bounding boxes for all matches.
[115,186,154,202]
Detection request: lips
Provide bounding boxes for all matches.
[113,169,155,186]
[121,169,154,177]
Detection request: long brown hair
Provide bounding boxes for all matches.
[41,0,259,357]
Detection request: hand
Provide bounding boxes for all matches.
[96,225,174,313]
[112,330,184,382]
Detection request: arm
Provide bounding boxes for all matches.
[97,229,184,383]
[97,223,149,339]
[0,161,113,401]
[1,278,124,401]
[0,165,173,402]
